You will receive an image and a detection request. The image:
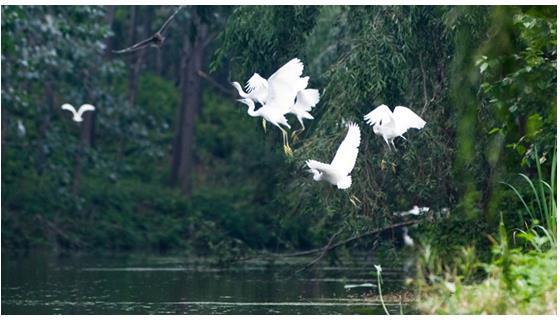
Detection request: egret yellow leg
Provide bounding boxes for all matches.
[280,128,293,157]
[291,124,305,142]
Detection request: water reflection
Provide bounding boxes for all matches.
[2,251,412,314]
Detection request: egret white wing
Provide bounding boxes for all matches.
[293,89,320,112]
[330,122,361,176]
[245,73,268,92]
[392,106,425,135]
[363,104,392,126]
[77,104,95,117]
[245,73,268,103]
[267,58,308,112]
[306,159,337,176]
[61,103,77,114]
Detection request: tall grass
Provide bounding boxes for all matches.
[502,147,557,248]
[414,146,557,314]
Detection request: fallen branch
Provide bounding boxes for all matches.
[296,226,346,273]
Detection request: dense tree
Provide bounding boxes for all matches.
[1,5,556,259]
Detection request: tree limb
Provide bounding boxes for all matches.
[296,226,346,273]
[113,5,185,54]
[196,70,237,98]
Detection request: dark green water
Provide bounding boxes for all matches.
[2,251,413,314]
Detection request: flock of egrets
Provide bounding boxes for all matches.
[232,58,427,190]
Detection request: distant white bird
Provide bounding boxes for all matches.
[235,58,309,155]
[289,89,320,138]
[16,119,26,137]
[61,104,95,122]
[363,104,426,151]
[403,227,414,247]
[393,205,430,217]
[306,122,361,189]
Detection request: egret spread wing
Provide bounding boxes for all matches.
[267,58,308,112]
[364,104,392,126]
[245,73,268,104]
[392,106,426,135]
[293,89,320,112]
[77,104,95,117]
[245,73,267,92]
[330,122,361,176]
[61,104,77,115]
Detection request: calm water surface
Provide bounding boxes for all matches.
[2,251,414,314]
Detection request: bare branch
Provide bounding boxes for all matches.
[113,5,185,54]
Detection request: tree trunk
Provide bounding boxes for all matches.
[37,80,53,174]
[71,6,115,194]
[170,11,209,197]
[127,6,150,107]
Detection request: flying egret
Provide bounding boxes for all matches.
[237,98,293,155]
[231,73,268,106]
[235,58,309,155]
[363,104,426,151]
[306,122,361,189]
[61,104,95,122]
[289,89,320,140]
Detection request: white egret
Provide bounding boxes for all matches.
[306,122,361,189]
[17,119,26,137]
[235,58,309,155]
[363,104,426,151]
[231,73,268,105]
[289,89,320,140]
[61,104,95,122]
[237,98,293,155]
[393,205,430,217]
[403,227,414,247]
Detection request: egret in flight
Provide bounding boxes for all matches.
[290,89,320,140]
[235,58,309,155]
[363,104,426,151]
[237,98,293,155]
[232,73,268,106]
[61,104,95,122]
[306,122,361,189]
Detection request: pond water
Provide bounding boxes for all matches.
[2,251,415,314]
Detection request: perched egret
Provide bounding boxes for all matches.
[306,122,361,189]
[393,205,430,217]
[403,227,414,247]
[289,89,320,140]
[235,58,309,155]
[16,120,26,137]
[363,104,426,151]
[61,104,95,122]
